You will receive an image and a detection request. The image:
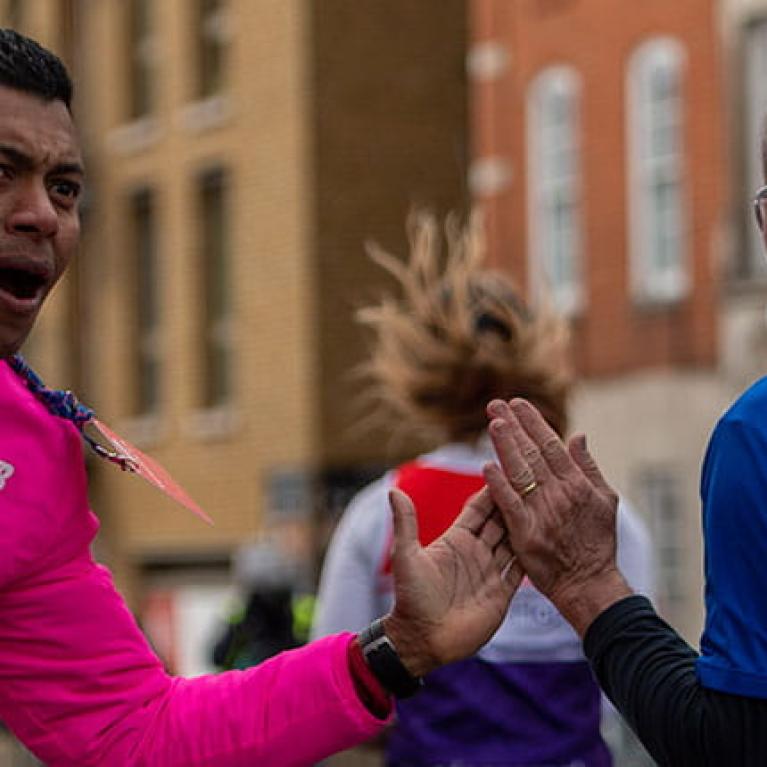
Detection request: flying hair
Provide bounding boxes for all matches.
[355,210,572,446]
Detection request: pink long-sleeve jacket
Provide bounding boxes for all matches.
[0,360,388,766]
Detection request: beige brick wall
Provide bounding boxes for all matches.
[14,1,468,601]
[69,1,319,593]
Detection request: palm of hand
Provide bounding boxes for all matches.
[388,490,522,675]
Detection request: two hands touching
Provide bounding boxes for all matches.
[381,397,633,681]
[483,398,632,637]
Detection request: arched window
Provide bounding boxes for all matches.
[527,67,583,315]
[627,38,688,302]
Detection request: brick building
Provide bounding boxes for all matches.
[12,0,468,680]
[468,0,731,640]
[6,1,766,764]
[9,0,741,676]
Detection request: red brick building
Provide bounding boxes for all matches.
[468,0,731,639]
[470,0,726,377]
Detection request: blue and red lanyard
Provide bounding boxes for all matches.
[9,353,134,471]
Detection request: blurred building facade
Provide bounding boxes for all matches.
[12,0,758,660]
[469,0,732,642]
[13,0,469,676]
[9,0,767,764]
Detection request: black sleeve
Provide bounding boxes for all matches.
[584,595,767,766]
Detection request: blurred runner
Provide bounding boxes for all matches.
[313,211,655,767]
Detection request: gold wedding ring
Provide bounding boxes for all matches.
[519,480,539,498]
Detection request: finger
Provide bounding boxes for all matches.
[488,417,538,491]
[567,433,611,493]
[478,510,506,550]
[482,461,530,539]
[489,399,550,484]
[389,488,421,561]
[452,486,495,534]
[487,398,512,421]
[509,399,577,480]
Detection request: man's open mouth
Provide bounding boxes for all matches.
[0,267,48,303]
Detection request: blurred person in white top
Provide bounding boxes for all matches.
[313,211,655,767]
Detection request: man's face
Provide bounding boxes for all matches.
[0,85,83,359]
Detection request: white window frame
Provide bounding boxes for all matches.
[196,0,232,99]
[627,37,689,304]
[197,167,234,410]
[636,466,685,615]
[131,187,162,418]
[526,66,584,316]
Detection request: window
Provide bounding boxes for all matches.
[126,0,154,120]
[129,188,161,416]
[627,38,688,303]
[197,169,232,408]
[742,19,767,279]
[266,470,313,519]
[527,67,584,315]
[636,467,684,614]
[195,0,229,99]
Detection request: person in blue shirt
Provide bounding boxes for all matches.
[478,146,767,767]
[696,377,767,698]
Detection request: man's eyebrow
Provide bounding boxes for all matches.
[0,145,34,170]
[0,146,85,177]
[51,161,85,178]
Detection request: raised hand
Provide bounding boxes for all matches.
[383,486,523,677]
[483,398,633,637]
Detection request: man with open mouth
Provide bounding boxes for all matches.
[0,28,524,767]
[0,85,81,361]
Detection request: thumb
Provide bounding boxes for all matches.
[568,433,611,493]
[389,488,421,564]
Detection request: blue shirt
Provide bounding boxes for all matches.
[698,376,767,697]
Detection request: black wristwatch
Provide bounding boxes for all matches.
[358,617,424,698]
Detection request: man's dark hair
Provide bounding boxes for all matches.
[0,28,72,109]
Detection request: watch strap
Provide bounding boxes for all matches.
[358,617,424,698]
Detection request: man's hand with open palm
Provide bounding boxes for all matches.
[382,486,523,677]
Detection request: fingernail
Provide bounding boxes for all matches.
[487,400,506,417]
[489,418,507,434]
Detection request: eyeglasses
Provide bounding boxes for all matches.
[754,185,767,231]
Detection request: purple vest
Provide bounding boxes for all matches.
[388,657,610,767]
